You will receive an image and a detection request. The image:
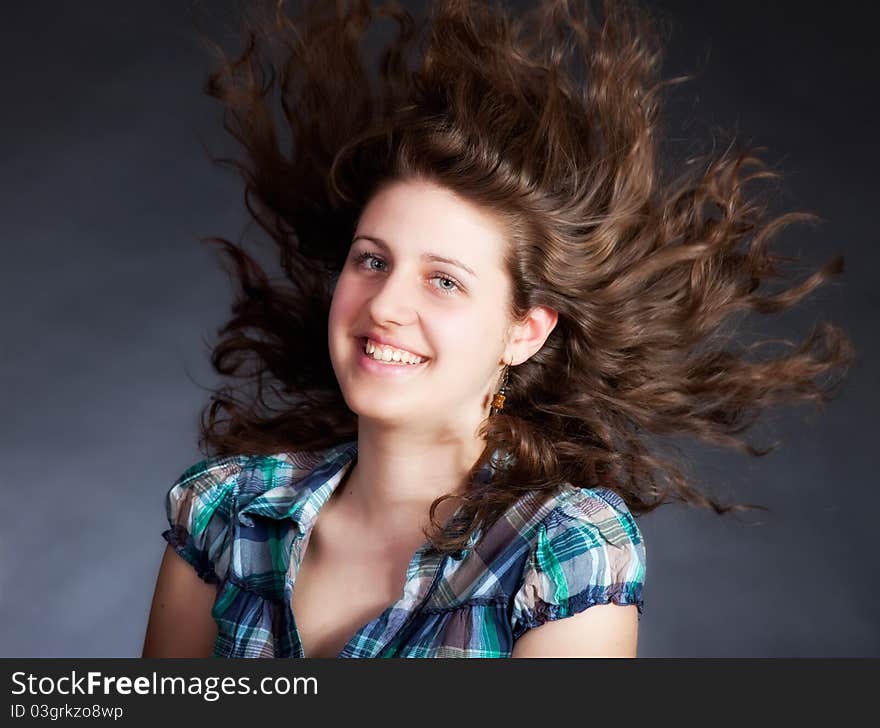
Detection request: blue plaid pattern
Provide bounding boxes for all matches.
[162,440,646,657]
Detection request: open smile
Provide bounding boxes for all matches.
[356,337,430,376]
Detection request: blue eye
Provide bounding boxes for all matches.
[352,251,462,296]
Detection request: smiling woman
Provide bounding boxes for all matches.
[142,0,852,659]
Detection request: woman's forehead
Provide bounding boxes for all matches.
[357,179,508,269]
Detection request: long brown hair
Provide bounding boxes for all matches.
[191,0,854,555]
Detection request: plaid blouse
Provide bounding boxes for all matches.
[162,439,646,658]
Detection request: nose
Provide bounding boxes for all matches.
[363,267,419,325]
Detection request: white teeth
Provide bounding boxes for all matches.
[364,338,424,365]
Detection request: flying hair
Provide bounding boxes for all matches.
[190,0,854,556]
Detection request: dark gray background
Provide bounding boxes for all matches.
[1,1,876,657]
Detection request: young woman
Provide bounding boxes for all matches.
[142,0,853,658]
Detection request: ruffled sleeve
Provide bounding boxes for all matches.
[510,486,646,641]
[161,456,243,586]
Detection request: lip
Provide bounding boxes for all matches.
[356,337,430,376]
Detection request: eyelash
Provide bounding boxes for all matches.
[351,251,463,296]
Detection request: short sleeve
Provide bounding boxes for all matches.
[510,486,646,641]
[161,456,243,586]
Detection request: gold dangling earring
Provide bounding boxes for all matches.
[490,363,510,416]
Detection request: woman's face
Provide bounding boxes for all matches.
[328,177,514,430]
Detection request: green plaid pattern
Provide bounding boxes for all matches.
[162,440,645,657]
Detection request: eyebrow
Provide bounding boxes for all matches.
[352,234,478,279]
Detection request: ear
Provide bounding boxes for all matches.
[504,306,559,365]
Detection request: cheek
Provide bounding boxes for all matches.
[329,277,361,320]
[434,317,498,359]
[465,306,504,339]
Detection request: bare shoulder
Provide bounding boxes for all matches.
[141,544,219,658]
[510,602,639,658]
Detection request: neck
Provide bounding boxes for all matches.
[331,423,488,537]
